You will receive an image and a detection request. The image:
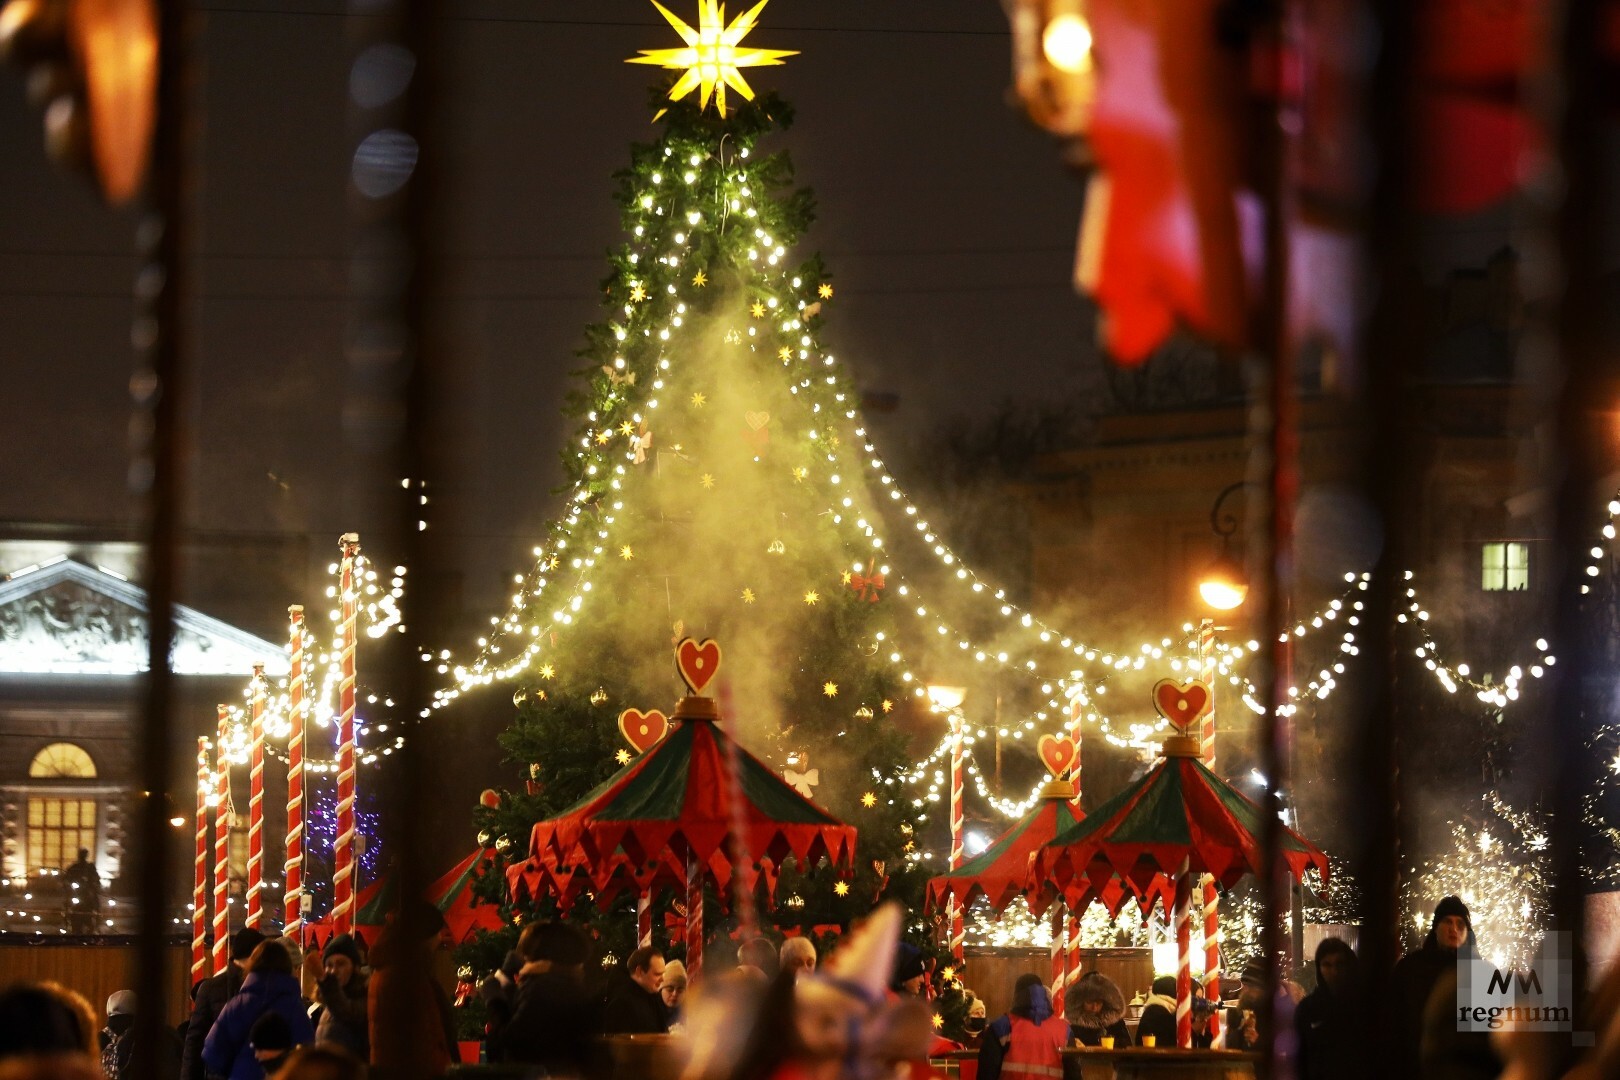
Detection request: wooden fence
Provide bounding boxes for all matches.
[0,941,194,1027]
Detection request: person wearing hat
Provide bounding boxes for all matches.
[977,973,1070,1080]
[489,919,605,1075]
[1390,895,1497,1080]
[1294,937,1359,1080]
[182,926,266,1080]
[889,942,928,998]
[660,959,690,1030]
[300,933,369,1060]
[248,1012,295,1077]
[1067,970,1133,1048]
[1135,975,1179,1049]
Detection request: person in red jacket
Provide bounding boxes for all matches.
[978,975,1070,1080]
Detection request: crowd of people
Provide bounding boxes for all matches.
[7,892,1619,1079]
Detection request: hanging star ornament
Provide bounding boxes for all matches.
[691,269,708,287]
[834,880,850,897]
[627,0,798,118]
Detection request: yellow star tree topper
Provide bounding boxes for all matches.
[627,0,798,118]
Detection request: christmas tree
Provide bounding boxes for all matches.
[447,36,963,966]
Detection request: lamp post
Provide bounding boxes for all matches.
[927,684,968,963]
[1196,481,1248,1041]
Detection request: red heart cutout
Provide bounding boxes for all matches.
[675,637,722,695]
[1152,679,1212,731]
[1037,734,1078,778]
[618,708,669,754]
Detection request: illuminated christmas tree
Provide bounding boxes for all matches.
[444,25,964,959]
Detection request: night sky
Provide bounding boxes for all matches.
[0,0,1104,621]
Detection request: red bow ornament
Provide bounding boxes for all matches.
[849,572,885,603]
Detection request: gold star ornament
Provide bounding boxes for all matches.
[700,473,716,489]
[822,681,838,697]
[833,880,850,897]
[804,590,820,605]
[539,664,556,680]
[818,283,834,299]
[620,545,635,561]
[691,269,708,287]
[741,587,756,604]
[627,0,798,118]
[629,283,647,302]
[690,391,707,408]
[616,749,633,765]
[861,792,877,808]
[750,301,766,318]
[881,699,894,713]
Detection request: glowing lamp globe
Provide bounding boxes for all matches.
[926,685,967,712]
[1198,557,1248,611]
[1042,12,1093,74]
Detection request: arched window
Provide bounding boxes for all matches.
[29,743,97,778]
[26,743,98,874]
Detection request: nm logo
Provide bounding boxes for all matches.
[1457,935,1571,1033]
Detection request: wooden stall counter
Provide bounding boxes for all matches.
[1062,1046,1257,1080]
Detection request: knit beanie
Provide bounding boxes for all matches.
[323,932,363,967]
[1432,895,1472,929]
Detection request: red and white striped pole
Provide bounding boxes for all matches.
[246,665,267,928]
[192,736,210,984]
[212,705,232,974]
[1049,905,1066,1018]
[685,853,703,982]
[948,708,965,963]
[1175,860,1194,1049]
[1198,619,1222,1034]
[1064,692,1084,1007]
[333,534,360,935]
[284,605,306,945]
[637,888,653,949]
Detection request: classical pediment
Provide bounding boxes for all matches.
[0,557,288,676]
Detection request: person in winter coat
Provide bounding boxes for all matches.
[183,927,265,1080]
[1135,976,1178,1048]
[1293,938,1359,1080]
[487,919,605,1076]
[203,939,315,1080]
[600,945,669,1035]
[977,974,1071,1080]
[367,901,458,1073]
[300,933,369,1060]
[1389,895,1489,1080]
[1066,971,1132,1048]
[99,989,182,1079]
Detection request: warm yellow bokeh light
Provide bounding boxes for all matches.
[627,0,799,117]
[1042,13,1093,74]
[1199,579,1248,611]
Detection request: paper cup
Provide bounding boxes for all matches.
[1100,1036,1115,1049]
[1140,1035,1156,1047]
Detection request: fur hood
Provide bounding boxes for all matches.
[1065,972,1124,1031]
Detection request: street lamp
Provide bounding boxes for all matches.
[1198,482,1249,611]
[926,685,967,712]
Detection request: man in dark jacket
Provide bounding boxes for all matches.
[489,920,606,1075]
[181,926,264,1080]
[1389,895,1481,1080]
[302,932,369,1060]
[1294,937,1358,1080]
[601,945,668,1035]
[1136,975,1179,1048]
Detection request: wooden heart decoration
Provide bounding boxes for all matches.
[618,708,669,754]
[1037,734,1078,777]
[675,637,722,695]
[1152,679,1213,731]
[745,410,771,431]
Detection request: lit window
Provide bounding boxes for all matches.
[27,797,97,874]
[28,743,97,778]
[1482,542,1530,591]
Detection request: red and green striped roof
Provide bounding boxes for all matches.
[508,717,856,909]
[1028,756,1329,919]
[924,793,1084,916]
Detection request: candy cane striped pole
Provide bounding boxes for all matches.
[685,853,703,983]
[192,736,210,984]
[1175,860,1194,1049]
[246,665,267,928]
[637,888,653,949]
[212,706,232,974]
[333,534,360,934]
[1198,620,1221,1020]
[948,709,965,962]
[283,606,305,944]
[1049,904,1066,1018]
